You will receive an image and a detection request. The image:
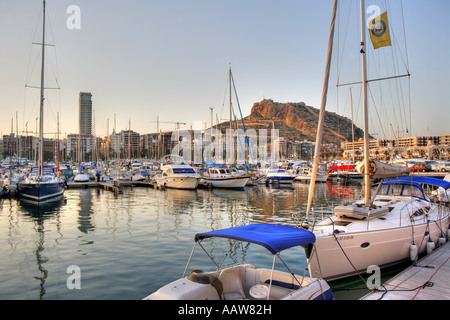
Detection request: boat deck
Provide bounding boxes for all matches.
[361,241,450,300]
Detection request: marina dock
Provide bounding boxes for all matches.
[66,180,156,190]
[361,241,450,300]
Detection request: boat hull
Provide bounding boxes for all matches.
[267,175,295,184]
[157,176,199,190]
[145,264,334,300]
[18,181,65,201]
[202,176,250,189]
[294,174,328,183]
[307,215,450,281]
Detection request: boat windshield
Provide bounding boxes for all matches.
[378,183,425,198]
[173,168,196,174]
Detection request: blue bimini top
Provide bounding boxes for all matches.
[194,224,316,255]
[385,176,450,190]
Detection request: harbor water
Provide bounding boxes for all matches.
[0,182,400,300]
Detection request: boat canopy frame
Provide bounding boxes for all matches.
[182,224,317,299]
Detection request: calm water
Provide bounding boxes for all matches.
[0,181,383,300]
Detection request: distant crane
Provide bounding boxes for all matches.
[149,117,187,160]
[149,117,186,133]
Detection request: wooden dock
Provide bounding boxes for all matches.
[66,180,156,193]
[361,241,450,300]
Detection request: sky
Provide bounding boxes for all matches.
[0,0,449,141]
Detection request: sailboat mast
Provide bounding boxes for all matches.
[306,0,338,217]
[360,0,371,205]
[38,0,46,177]
[229,66,234,164]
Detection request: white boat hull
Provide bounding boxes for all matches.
[307,215,449,281]
[74,174,90,182]
[157,176,199,190]
[202,176,249,189]
[145,264,334,300]
[294,173,328,183]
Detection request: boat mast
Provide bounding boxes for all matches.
[360,0,371,205]
[229,66,234,165]
[38,0,46,177]
[306,0,338,218]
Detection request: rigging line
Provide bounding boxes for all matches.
[216,75,228,123]
[232,108,248,170]
[332,232,368,286]
[25,8,43,85]
[386,24,409,135]
[336,0,356,85]
[386,3,410,134]
[400,0,410,70]
[231,72,255,165]
[45,5,61,85]
[367,85,387,139]
[219,76,229,123]
[386,0,410,73]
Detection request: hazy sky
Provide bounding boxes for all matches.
[0,0,449,140]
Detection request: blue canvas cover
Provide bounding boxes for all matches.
[195,224,315,254]
[386,176,450,190]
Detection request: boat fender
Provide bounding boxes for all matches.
[426,238,435,254]
[409,242,418,261]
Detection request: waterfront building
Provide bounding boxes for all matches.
[120,130,140,159]
[79,92,93,136]
[341,135,450,160]
[2,133,19,158]
[67,134,93,162]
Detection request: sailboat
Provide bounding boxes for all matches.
[303,0,450,281]
[18,0,65,202]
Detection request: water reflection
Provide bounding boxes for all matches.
[16,196,66,300]
[0,182,363,300]
[76,189,95,234]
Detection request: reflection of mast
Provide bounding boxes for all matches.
[35,215,48,300]
[18,196,65,299]
[77,190,95,234]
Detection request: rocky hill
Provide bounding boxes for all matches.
[217,99,365,144]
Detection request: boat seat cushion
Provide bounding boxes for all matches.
[219,268,246,300]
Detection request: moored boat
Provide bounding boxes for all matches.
[202,165,249,189]
[266,167,295,184]
[155,164,201,190]
[306,177,450,281]
[145,224,334,300]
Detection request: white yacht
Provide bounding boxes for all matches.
[266,167,295,184]
[155,164,200,190]
[202,165,249,189]
[294,167,328,183]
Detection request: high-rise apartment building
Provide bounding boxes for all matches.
[79,92,92,135]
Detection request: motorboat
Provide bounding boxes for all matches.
[305,176,450,281]
[145,224,334,300]
[294,167,328,183]
[202,165,250,189]
[266,167,295,184]
[73,172,90,182]
[155,164,201,190]
[113,170,131,182]
[131,172,147,181]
